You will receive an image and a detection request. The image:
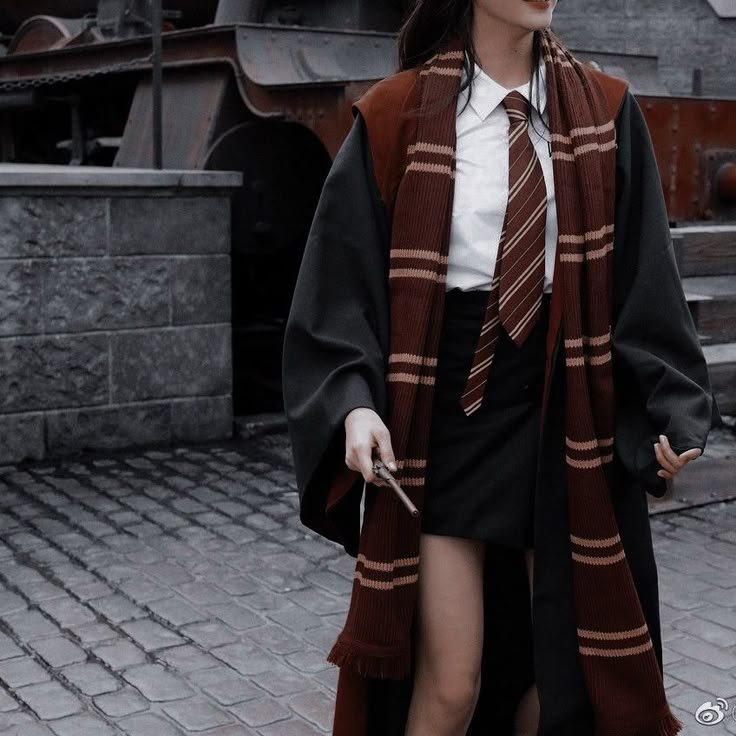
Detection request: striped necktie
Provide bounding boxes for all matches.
[459,90,547,416]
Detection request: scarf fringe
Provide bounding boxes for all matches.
[597,707,684,736]
[632,711,684,736]
[327,637,411,681]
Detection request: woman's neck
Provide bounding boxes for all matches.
[471,9,535,89]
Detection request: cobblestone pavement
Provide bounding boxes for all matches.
[0,432,734,735]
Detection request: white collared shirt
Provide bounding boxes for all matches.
[446,52,557,293]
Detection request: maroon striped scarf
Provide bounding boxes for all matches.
[328,27,683,736]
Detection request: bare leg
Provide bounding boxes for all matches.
[513,547,540,736]
[405,533,486,736]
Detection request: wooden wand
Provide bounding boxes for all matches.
[371,458,420,517]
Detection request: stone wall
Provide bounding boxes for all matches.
[552,0,736,98]
[0,166,242,465]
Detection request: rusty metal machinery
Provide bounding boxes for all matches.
[1,0,735,414]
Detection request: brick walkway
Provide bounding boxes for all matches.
[0,432,734,735]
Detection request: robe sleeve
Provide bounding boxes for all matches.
[611,89,722,498]
[281,110,391,556]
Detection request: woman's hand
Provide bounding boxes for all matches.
[344,408,397,487]
[654,434,702,479]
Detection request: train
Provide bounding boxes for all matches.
[1,1,734,415]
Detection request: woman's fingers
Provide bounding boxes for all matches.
[357,442,382,485]
[654,435,703,478]
[345,444,382,486]
[343,408,391,486]
[374,427,397,473]
[658,435,683,469]
[352,441,391,488]
[654,440,679,474]
[343,408,398,488]
[659,434,682,467]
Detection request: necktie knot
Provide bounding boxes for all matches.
[502,90,530,125]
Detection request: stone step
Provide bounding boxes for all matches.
[702,341,736,416]
[672,225,736,277]
[682,275,736,344]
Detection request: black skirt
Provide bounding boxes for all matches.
[420,288,552,551]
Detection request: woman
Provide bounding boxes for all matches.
[282,1,719,734]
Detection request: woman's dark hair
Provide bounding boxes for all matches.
[397,0,549,138]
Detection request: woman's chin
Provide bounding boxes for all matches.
[518,0,556,29]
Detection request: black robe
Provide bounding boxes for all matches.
[282,87,721,735]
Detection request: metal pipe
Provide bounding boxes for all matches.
[152,0,162,168]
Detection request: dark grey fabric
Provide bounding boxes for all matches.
[282,113,390,556]
[611,90,721,498]
[281,87,720,735]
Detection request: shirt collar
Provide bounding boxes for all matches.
[460,49,547,121]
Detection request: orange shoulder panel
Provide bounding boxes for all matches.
[589,66,630,120]
[351,68,420,223]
